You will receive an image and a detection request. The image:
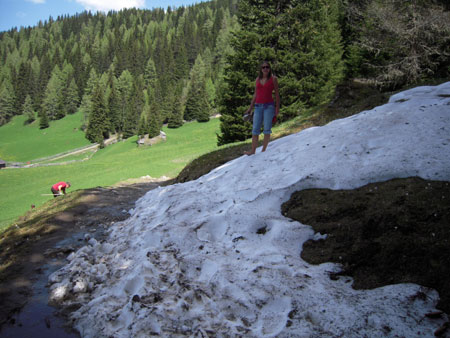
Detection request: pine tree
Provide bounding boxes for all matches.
[85,82,109,144]
[16,61,32,110]
[23,95,35,124]
[173,36,190,81]
[147,101,160,138]
[205,76,216,109]
[144,58,157,90]
[37,53,52,110]
[107,72,121,134]
[122,75,144,139]
[0,81,16,125]
[84,68,99,97]
[184,54,210,121]
[137,109,148,137]
[38,109,49,129]
[64,78,79,114]
[117,70,134,137]
[122,109,137,139]
[41,65,65,120]
[196,81,211,122]
[167,84,184,128]
[79,93,92,128]
[275,0,344,108]
[216,31,257,145]
[30,56,41,112]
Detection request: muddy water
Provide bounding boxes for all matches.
[0,236,86,338]
[0,182,165,337]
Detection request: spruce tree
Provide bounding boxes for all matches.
[23,95,35,124]
[122,110,136,139]
[117,70,134,137]
[84,68,99,97]
[144,58,157,90]
[196,81,211,122]
[65,78,79,114]
[107,74,121,134]
[217,31,258,145]
[276,0,344,108]
[30,56,41,112]
[0,82,16,125]
[38,110,49,129]
[16,61,32,110]
[79,93,92,128]
[122,76,144,139]
[86,82,109,144]
[167,85,184,128]
[147,100,161,138]
[173,36,190,81]
[137,109,148,137]
[41,65,65,120]
[184,54,210,121]
[38,53,52,110]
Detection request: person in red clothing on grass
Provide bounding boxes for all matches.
[51,181,71,197]
[244,61,280,155]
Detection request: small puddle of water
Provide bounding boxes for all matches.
[0,235,87,338]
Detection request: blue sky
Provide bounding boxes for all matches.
[0,0,202,32]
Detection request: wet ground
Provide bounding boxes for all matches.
[0,179,172,337]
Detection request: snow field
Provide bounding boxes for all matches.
[49,82,450,337]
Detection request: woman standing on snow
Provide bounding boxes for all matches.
[244,61,280,155]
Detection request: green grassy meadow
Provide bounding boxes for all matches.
[0,115,221,230]
[0,112,91,162]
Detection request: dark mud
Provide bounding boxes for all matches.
[0,180,171,336]
[282,177,450,318]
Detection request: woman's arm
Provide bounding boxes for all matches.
[57,184,64,195]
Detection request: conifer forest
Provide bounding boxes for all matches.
[0,0,449,145]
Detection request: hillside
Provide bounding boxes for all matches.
[1,0,448,148]
[0,117,221,230]
[1,81,448,336]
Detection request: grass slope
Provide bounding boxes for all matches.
[0,118,221,230]
[0,112,90,162]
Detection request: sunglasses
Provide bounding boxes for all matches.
[262,66,270,69]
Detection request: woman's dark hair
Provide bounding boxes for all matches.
[258,61,272,79]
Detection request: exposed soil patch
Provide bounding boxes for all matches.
[0,178,172,335]
[282,177,450,318]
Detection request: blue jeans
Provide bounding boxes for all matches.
[252,103,275,135]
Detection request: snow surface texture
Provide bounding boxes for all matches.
[49,82,450,337]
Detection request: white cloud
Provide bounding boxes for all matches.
[75,0,145,12]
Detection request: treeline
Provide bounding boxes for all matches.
[0,0,238,144]
[0,0,449,146]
